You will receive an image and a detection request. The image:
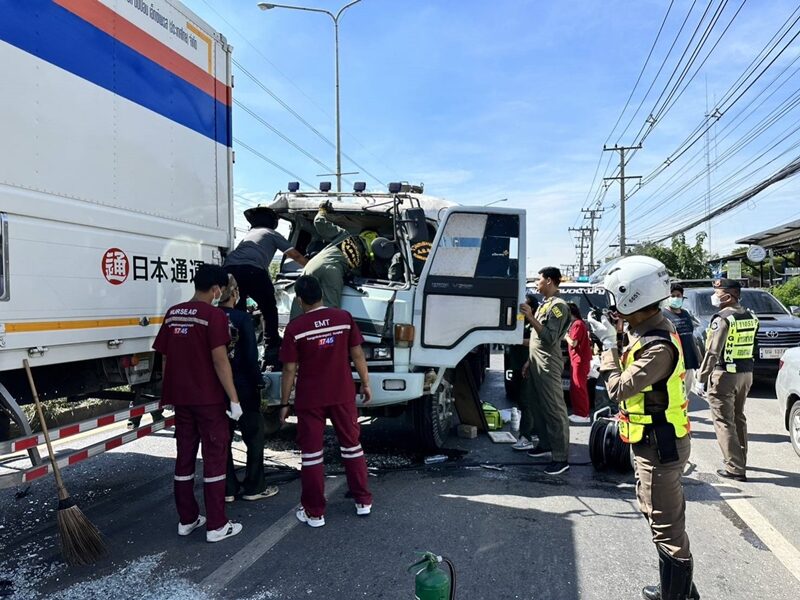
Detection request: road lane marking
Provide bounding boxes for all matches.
[714,486,800,585]
[201,477,345,595]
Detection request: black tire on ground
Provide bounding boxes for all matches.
[262,406,283,437]
[589,418,608,470]
[411,385,454,450]
[790,401,800,458]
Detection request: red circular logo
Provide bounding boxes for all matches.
[101,248,130,285]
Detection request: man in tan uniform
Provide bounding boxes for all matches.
[520,266,571,476]
[696,279,758,483]
[589,255,698,600]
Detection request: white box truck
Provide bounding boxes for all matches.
[0,0,234,448]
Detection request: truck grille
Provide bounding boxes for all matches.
[757,330,800,347]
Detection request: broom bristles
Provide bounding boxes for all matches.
[57,499,107,566]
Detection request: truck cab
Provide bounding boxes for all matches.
[260,184,526,448]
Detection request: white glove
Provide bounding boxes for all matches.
[586,314,617,350]
[692,382,706,398]
[226,402,243,421]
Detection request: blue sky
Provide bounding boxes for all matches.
[185,0,800,276]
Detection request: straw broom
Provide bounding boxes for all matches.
[23,359,107,566]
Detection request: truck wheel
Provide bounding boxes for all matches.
[263,406,282,437]
[413,381,455,450]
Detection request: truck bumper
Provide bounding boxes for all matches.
[262,371,426,407]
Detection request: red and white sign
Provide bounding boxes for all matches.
[102,248,130,285]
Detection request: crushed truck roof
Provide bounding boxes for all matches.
[265,192,457,222]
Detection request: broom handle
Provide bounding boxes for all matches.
[23,359,69,499]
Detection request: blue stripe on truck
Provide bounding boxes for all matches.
[0,0,231,147]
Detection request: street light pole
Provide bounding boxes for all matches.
[257,1,363,192]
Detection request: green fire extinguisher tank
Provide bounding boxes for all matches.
[408,552,454,600]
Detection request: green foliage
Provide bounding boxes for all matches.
[633,233,713,280]
[772,277,800,308]
[269,260,280,280]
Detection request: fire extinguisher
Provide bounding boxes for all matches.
[408,552,456,600]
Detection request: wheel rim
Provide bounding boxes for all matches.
[436,384,454,424]
[792,412,800,447]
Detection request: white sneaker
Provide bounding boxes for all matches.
[206,521,243,543]
[177,515,206,536]
[512,436,535,451]
[242,486,279,501]
[224,495,235,503]
[355,503,372,516]
[569,415,591,425]
[296,507,325,528]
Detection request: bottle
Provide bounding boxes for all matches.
[510,407,521,431]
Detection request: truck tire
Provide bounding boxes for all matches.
[262,406,282,437]
[790,401,800,458]
[412,380,455,450]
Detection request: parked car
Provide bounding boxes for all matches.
[681,287,800,378]
[775,347,800,457]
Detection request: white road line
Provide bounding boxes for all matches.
[715,486,800,585]
[201,477,345,595]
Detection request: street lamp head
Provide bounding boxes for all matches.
[257,3,276,10]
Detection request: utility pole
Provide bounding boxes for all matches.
[604,145,641,255]
[569,226,592,276]
[581,207,604,272]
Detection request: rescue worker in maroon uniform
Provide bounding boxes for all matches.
[589,256,699,600]
[279,275,373,528]
[153,264,244,543]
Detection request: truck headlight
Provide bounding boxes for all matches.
[373,346,391,360]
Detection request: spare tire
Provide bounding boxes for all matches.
[589,418,609,470]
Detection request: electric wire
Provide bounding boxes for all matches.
[233,61,386,186]
[234,98,337,175]
[194,0,399,180]
[233,137,316,189]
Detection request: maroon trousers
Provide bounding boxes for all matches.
[296,401,373,518]
[569,358,591,418]
[173,404,230,531]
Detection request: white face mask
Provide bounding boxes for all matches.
[211,288,222,307]
[710,293,721,308]
[668,297,684,309]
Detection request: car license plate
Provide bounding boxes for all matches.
[760,347,787,359]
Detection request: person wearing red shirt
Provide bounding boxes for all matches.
[279,275,373,528]
[565,302,593,423]
[153,264,244,543]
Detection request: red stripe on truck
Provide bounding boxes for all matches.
[53,0,230,106]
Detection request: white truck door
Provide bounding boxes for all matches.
[410,207,526,367]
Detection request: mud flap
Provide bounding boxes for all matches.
[453,360,488,432]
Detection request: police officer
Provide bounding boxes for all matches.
[289,202,378,319]
[520,267,571,475]
[588,256,699,600]
[696,279,758,482]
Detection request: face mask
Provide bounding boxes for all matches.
[668,297,683,309]
[211,289,222,307]
[710,293,721,308]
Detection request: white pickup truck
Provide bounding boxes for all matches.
[261,185,527,447]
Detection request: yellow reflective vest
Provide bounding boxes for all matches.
[619,331,690,444]
[706,310,759,374]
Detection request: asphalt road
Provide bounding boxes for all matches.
[1,354,799,599]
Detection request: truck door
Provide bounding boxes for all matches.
[410,207,526,367]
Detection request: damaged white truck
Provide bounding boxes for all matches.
[260,184,527,448]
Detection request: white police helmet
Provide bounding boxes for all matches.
[602,255,671,315]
